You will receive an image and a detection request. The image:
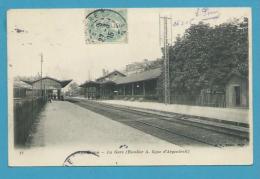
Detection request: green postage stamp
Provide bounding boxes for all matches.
[84,9,128,44]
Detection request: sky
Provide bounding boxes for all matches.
[7,8,250,84]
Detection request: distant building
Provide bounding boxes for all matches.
[96,70,126,83]
[123,59,162,75]
[22,76,72,100]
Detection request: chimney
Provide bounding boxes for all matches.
[102,69,106,76]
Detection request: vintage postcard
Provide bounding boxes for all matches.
[8,8,252,166]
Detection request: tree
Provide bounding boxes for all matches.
[68,82,80,96]
[14,73,41,82]
[159,17,249,99]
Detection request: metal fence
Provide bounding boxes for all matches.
[14,97,46,147]
[170,92,226,107]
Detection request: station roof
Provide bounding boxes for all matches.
[79,80,100,87]
[222,70,248,84]
[100,80,116,85]
[114,68,161,84]
[22,77,72,88]
[14,80,32,89]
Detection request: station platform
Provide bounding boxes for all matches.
[98,100,250,125]
[28,100,176,148]
[13,100,186,166]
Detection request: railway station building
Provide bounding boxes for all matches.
[79,68,161,101]
[79,67,249,108]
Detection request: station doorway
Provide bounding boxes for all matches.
[234,86,241,106]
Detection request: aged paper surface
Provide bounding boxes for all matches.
[8,8,253,166]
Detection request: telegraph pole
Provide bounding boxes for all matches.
[40,53,43,97]
[159,15,172,104]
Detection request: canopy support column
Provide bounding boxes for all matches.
[143,81,146,96]
[131,83,134,96]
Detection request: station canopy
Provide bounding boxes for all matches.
[22,77,72,90]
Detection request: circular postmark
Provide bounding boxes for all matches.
[85,9,127,43]
[63,150,99,166]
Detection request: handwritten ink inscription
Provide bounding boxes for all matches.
[172,8,220,27]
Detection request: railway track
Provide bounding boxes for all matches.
[67,98,249,148]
